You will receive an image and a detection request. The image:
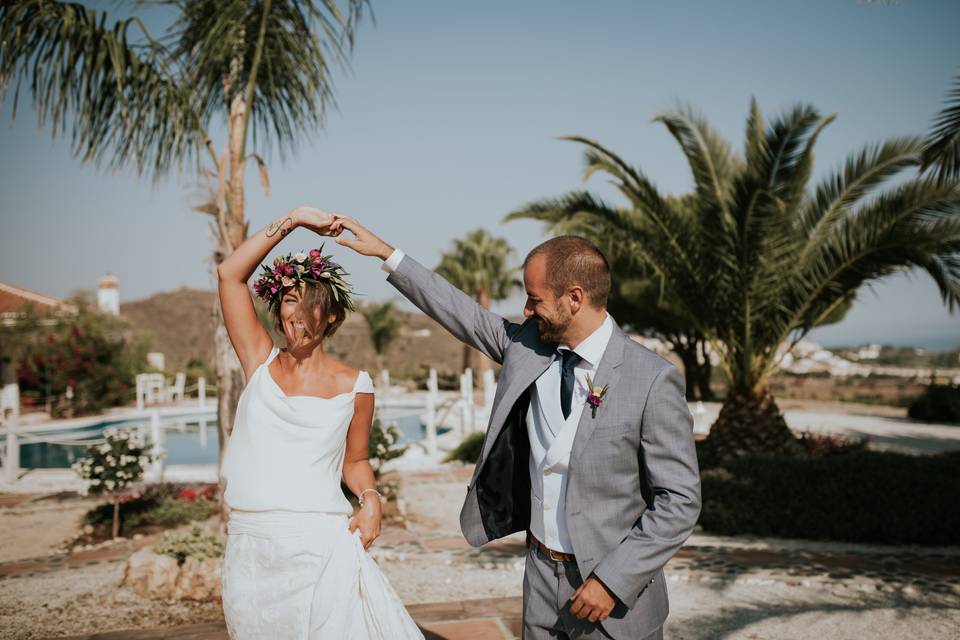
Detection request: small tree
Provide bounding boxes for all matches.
[360,302,403,374]
[16,295,150,417]
[72,427,160,539]
[435,229,521,377]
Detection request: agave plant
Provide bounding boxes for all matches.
[509,100,960,458]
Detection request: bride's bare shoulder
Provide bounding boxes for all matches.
[327,358,362,391]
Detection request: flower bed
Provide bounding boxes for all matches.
[75,483,219,545]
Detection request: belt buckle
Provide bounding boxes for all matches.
[548,548,567,562]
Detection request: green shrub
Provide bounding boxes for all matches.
[124,497,217,529]
[82,483,217,533]
[155,524,224,565]
[15,295,150,417]
[908,384,960,424]
[698,450,960,545]
[444,432,485,464]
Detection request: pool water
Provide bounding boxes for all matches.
[16,411,439,469]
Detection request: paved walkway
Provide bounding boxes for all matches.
[48,597,524,639]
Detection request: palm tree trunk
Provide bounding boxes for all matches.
[214,90,249,530]
[214,296,245,529]
[672,340,699,399]
[697,340,715,401]
[705,387,801,459]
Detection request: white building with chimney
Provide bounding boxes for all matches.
[97,274,119,316]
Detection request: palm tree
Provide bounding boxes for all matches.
[923,68,960,182]
[0,0,367,518]
[360,301,402,375]
[510,192,720,400]
[434,229,521,377]
[510,101,960,458]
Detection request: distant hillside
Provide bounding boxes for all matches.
[120,288,217,371]
[120,287,502,377]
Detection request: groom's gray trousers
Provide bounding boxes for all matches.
[524,542,663,640]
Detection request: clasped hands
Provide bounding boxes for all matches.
[288,206,392,260]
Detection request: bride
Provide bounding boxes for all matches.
[217,206,423,639]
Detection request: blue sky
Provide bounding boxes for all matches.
[1,0,958,349]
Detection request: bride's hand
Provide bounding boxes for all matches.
[290,206,341,237]
[330,215,394,260]
[348,500,382,549]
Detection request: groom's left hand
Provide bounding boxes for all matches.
[569,576,617,623]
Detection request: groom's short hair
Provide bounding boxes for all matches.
[524,235,611,308]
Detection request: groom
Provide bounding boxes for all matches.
[332,215,701,640]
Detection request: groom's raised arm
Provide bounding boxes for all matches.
[330,214,521,365]
[381,249,518,365]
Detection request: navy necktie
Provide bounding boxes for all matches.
[559,349,581,420]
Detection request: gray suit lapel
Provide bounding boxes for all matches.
[569,325,627,467]
[479,337,556,462]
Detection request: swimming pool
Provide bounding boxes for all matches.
[11,408,439,469]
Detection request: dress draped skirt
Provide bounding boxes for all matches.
[221,509,424,639]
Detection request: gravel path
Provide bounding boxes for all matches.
[0,562,223,640]
[2,468,959,639]
[0,499,90,563]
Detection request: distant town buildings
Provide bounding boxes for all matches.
[856,344,882,360]
[0,282,76,328]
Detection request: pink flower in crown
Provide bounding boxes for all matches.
[585,374,609,419]
[309,248,322,259]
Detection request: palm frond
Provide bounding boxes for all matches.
[0,0,209,180]
[799,137,925,259]
[164,0,368,160]
[923,68,960,181]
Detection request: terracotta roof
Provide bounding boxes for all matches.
[0,282,76,316]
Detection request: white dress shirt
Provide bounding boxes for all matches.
[526,314,613,552]
[382,248,614,553]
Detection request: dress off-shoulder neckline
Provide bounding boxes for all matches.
[262,348,369,401]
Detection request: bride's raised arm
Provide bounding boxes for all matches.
[216,207,340,378]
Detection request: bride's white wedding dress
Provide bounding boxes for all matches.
[220,346,424,639]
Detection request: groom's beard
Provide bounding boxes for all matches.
[534,306,572,343]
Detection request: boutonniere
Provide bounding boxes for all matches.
[585,375,609,418]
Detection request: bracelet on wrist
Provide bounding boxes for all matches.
[358,488,383,507]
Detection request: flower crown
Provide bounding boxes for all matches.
[252,245,357,312]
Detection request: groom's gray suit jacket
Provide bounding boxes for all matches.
[387,254,701,639]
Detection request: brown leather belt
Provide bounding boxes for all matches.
[527,530,576,562]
